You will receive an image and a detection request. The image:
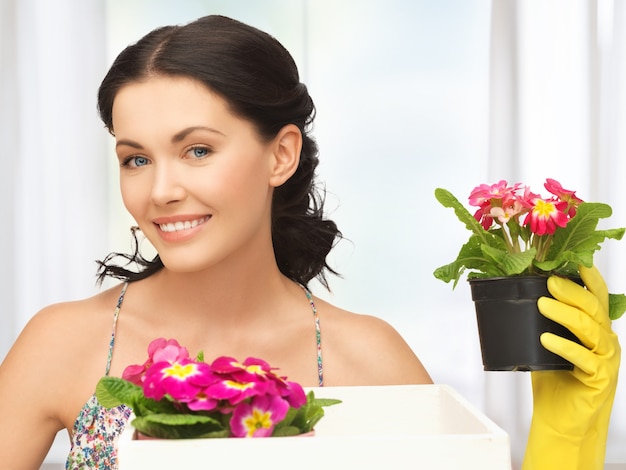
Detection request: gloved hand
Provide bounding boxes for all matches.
[522,265,621,470]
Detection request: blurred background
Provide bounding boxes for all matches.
[1,0,624,468]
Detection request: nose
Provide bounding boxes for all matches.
[150,161,186,206]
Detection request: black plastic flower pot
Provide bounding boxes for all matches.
[469,276,581,371]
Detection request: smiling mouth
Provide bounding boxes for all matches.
[157,216,211,233]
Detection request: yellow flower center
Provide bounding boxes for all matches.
[533,199,556,218]
[231,361,266,376]
[244,409,272,437]
[245,365,265,374]
[163,363,196,380]
[223,380,255,391]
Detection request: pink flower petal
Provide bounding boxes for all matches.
[230,395,290,438]
[121,364,146,385]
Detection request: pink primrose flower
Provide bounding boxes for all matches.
[148,338,190,364]
[519,186,541,208]
[523,197,569,236]
[210,356,274,381]
[544,178,583,217]
[209,356,247,374]
[230,395,290,438]
[121,364,146,386]
[473,207,494,230]
[238,357,274,378]
[121,338,191,385]
[186,391,219,412]
[489,207,511,224]
[489,197,525,224]
[204,378,270,405]
[231,357,306,408]
[469,181,524,229]
[279,380,307,408]
[208,356,287,404]
[544,178,583,202]
[468,180,516,207]
[143,359,214,402]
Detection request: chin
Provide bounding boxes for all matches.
[157,249,225,274]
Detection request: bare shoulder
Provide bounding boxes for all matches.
[314,296,433,386]
[8,286,122,363]
[0,285,125,465]
[1,285,124,392]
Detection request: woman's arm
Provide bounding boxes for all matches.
[0,305,73,468]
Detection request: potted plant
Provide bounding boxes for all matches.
[96,338,340,439]
[433,178,626,371]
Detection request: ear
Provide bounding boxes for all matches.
[268,124,302,187]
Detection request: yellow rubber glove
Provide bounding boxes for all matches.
[522,265,621,470]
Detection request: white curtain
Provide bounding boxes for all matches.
[0,0,108,463]
[489,0,626,466]
[0,0,108,356]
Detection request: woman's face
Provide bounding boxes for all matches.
[112,76,278,273]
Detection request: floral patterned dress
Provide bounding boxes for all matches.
[65,284,131,469]
[65,395,131,469]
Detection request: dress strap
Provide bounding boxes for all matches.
[302,287,323,387]
[105,282,129,376]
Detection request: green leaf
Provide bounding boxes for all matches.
[131,396,181,417]
[534,250,591,273]
[132,414,227,439]
[275,404,298,429]
[95,377,182,417]
[284,391,341,434]
[480,245,537,276]
[95,377,143,409]
[434,188,500,246]
[301,408,325,432]
[433,235,506,286]
[272,425,301,437]
[546,203,624,271]
[310,397,343,407]
[142,413,222,427]
[609,294,626,320]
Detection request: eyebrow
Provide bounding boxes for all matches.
[172,126,226,142]
[115,126,226,150]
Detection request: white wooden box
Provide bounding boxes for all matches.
[118,384,511,469]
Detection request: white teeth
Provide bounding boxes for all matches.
[159,216,209,233]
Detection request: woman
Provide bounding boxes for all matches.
[0,15,431,469]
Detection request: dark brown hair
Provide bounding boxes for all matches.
[96,15,341,288]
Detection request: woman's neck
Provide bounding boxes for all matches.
[119,263,309,365]
[132,258,298,325]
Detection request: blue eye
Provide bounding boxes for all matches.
[190,146,211,159]
[122,156,149,168]
[131,156,149,167]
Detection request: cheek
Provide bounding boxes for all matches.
[204,156,272,204]
[119,176,147,216]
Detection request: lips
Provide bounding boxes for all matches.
[155,215,211,233]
